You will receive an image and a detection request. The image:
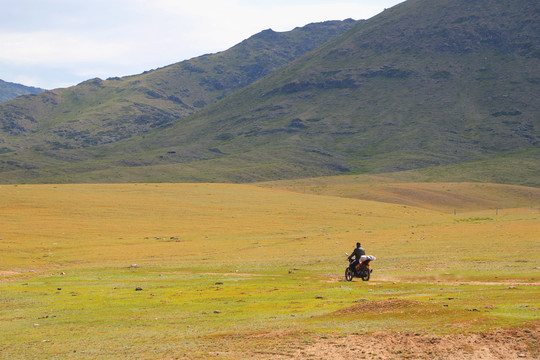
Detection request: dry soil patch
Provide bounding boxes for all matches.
[265,327,539,360]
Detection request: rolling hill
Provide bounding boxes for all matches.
[0,0,539,185]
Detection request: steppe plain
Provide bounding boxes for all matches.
[1,179,538,359]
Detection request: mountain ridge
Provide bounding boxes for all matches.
[1,0,539,185]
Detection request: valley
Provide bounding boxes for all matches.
[1,0,539,358]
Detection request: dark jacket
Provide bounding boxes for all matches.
[348,246,365,261]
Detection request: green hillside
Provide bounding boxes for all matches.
[0,20,356,149]
[1,0,539,185]
[134,0,539,180]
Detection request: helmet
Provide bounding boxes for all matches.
[356,242,361,247]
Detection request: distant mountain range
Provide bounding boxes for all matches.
[0,79,44,103]
[0,0,539,186]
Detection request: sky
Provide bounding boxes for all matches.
[0,0,404,90]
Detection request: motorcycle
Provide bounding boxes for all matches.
[345,254,376,281]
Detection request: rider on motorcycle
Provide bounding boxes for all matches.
[348,242,365,273]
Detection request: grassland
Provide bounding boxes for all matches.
[0,182,538,359]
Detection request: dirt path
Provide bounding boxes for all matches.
[376,280,540,287]
[325,276,540,287]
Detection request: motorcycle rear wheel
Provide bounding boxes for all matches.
[345,267,354,281]
[361,270,370,281]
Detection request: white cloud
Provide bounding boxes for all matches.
[0,31,132,65]
[0,0,404,89]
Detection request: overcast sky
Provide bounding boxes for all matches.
[1,0,404,90]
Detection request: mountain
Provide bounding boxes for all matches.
[0,20,357,148]
[0,79,44,103]
[121,0,538,184]
[1,0,539,185]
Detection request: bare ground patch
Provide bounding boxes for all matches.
[196,327,539,359]
[261,327,539,360]
[329,299,428,316]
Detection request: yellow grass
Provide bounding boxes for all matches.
[1,182,539,280]
[0,183,445,270]
[0,182,538,359]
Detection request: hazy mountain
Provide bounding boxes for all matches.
[0,79,44,103]
[1,0,539,185]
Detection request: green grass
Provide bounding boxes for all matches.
[1,265,538,359]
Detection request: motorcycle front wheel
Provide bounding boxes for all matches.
[345,267,354,281]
